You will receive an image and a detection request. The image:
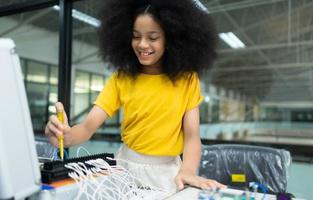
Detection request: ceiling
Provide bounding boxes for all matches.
[202,0,313,103]
[1,0,313,104]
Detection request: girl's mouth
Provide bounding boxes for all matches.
[140,51,153,56]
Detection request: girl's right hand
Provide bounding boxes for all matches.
[45,102,72,147]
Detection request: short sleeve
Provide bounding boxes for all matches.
[186,73,204,111]
[94,73,121,117]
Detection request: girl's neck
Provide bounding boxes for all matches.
[141,65,162,75]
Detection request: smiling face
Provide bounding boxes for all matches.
[132,14,166,74]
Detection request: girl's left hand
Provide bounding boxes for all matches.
[174,169,226,190]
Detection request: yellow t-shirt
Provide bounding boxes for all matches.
[94,72,203,156]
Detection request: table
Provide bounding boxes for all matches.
[166,187,277,200]
[31,180,300,200]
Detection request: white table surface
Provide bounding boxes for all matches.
[166,187,278,200]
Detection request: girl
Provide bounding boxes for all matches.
[45,0,225,196]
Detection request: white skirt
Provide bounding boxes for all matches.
[115,144,182,196]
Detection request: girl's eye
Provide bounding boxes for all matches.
[150,37,158,41]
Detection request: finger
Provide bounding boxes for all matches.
[196,180,216,190]
[46,120,63,137]
[204,180,225,189]
[49,123,63,137]
[45,121,52,136]
[55,102,64,113]
[175,177,185,190]
[49,116,63,134]
[207,180,225,188]
[49,115,63,130]
[194,179,207,189]
[48,135,59,148]
[206,181,217,189]
[55,102,69,125]
[215,181,227,189]
[193,177,213,189]
[199,182,211,190]
[187,176,203,188]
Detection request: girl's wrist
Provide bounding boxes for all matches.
[179,165,197,174]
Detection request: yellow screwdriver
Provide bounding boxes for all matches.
[56,108,64,160]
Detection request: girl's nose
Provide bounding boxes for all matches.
[138,38,149,48]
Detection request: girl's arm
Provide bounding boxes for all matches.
[65,105,109,146]
[175,106,226,190]
[45,103,109,147]
[181,106,202,174]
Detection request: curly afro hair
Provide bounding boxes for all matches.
[98,0,218,80]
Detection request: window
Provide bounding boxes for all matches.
[27,61,48,83]
[19,58,58,131]
[73,71,90,118]
[198,0,313,147]
[0,6,59,133]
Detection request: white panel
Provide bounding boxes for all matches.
[0,38,41,199]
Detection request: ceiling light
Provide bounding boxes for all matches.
[219,32,245,49]
[193,0,210,13]
[53,5,100,28]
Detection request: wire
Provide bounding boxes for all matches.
[48,146,170,199]
[51,147,69,160]
[249,182,268,200]
[52,148,59,160]
[65,157,169,200]
[76,146,91,157]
